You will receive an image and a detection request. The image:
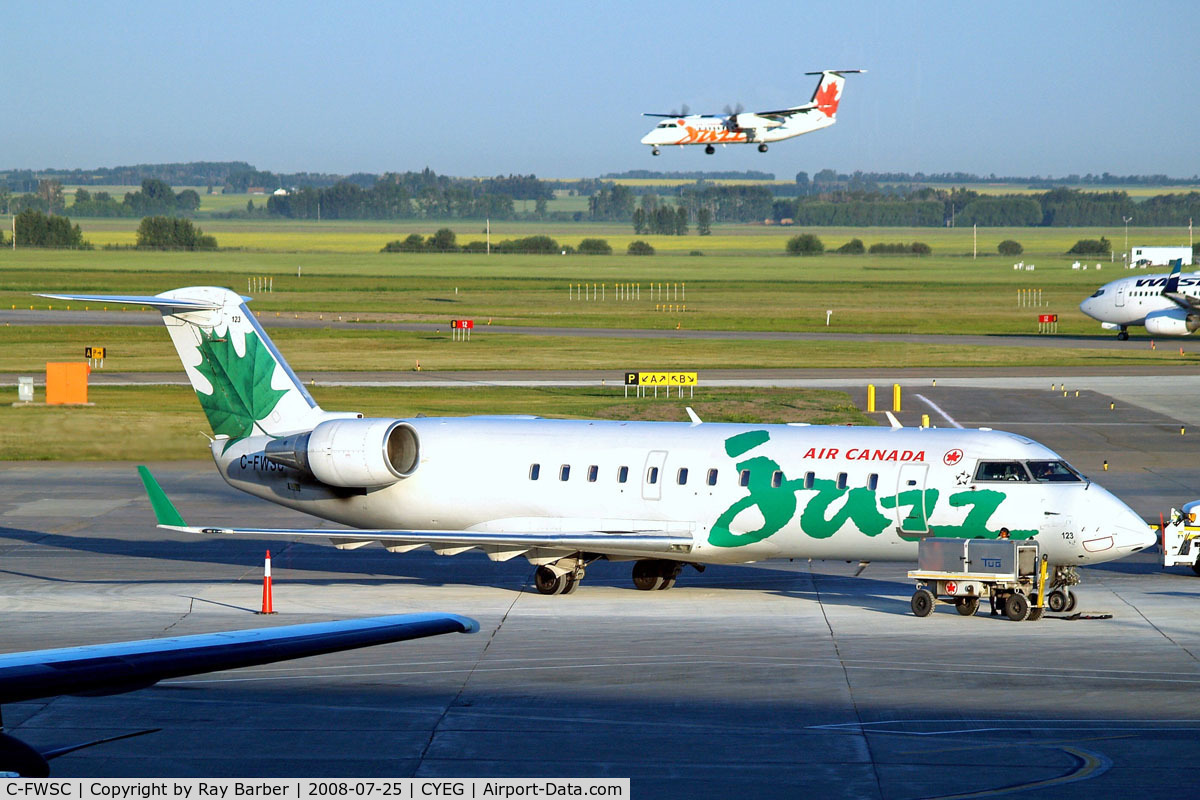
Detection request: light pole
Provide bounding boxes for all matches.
[1123,215,1133,263]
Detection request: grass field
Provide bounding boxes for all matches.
[2,323,1192,375]
[0,224,1190,336]
[13,215,1194,256]
[0,385,874,461]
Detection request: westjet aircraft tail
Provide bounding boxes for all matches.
[38,287,334,441]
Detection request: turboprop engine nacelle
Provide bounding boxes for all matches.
[264,418,419,488]
[1144,309,1200,336]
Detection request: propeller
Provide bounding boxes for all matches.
[669,103,691,117]
[723,102,745,130]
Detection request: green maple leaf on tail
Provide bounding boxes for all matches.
[192,329,288,450]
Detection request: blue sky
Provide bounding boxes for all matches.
[3,1,1197,178]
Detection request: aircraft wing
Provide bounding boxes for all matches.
[1159,259,1198,310]
[139,467,694,561]
[0,613,476,776]
[755,103,816,118]
[0,613,477,706]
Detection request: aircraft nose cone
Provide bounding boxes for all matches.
[1079,297,1098,320]
[1109,504,1156,552]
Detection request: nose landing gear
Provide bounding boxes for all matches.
[651,148,661,156]
[757,143,768,152]
[704,145,715,155]
[1117,326,1129,341]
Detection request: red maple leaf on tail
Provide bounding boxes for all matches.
[814,81,840,116]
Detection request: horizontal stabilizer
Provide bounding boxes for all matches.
[36,292,223,311]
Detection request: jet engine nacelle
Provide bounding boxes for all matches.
[264,418,419,488]
[1143,309,1200,336]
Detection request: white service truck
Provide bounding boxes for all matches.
[1161,503,1200,575]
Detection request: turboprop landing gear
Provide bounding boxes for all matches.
[651,148,661,156]
[757,143,768,153]
[533,559,586,595]
[632,559,684,591]
[704,145,715,155]
[1117,326,1129,341]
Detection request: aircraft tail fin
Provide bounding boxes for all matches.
[1162,258,1184,294]
[802,69,864,118]
[38,287,331,442]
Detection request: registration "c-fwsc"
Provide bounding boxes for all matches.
[239,454,288,473]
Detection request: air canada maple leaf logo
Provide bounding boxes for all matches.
[815,82,840,116]
[193,329,288,449]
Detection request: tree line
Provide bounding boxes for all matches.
[3,179,200,218]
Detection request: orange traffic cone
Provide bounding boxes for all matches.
[258,550,277,614]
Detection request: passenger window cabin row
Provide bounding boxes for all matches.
[527,463,881,491]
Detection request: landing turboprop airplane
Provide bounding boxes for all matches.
[41,287,1154,604]
[1080,258,1200,339]
[640,69,864,155]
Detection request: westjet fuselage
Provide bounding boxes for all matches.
[1080,264,1200,339]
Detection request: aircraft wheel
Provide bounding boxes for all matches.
[561,572,581,595]
[1005,592,1031,621]
[704,145,715,155]
[652,148,660,156]
[632,560,666,591]
[534,565,567,595]
[1027,606,1044,621]
[911,588,935,617]
[657,563,682,590]
[1063,589,1078,613]
[1191,562,1200,577]
[955,596,980,616]
[757,143,768,153]
[1117,329,1129,341]
[1046,589,1068,613]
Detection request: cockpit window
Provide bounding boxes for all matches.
[1026,460,1083,482]
[656,122,677,128]
[1089,288,1105,298]
[974,461,1031,482]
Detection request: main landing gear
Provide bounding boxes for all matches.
[704,144,715,155]
[533,559,587,595]
[534,558,701,594]
[1117,326,1129,341]
[632,559,703,590]
[757,143,768,153]
[632,559,682,590]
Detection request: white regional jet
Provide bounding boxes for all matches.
[42,287,1154,604]
[640,70,864,155]
[1080,259,1200,339]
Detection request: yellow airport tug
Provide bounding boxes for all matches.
[908,538,1051,621]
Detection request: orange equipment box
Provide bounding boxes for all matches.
[46,362,90,405]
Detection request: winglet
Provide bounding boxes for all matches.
[137,466,187,527]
